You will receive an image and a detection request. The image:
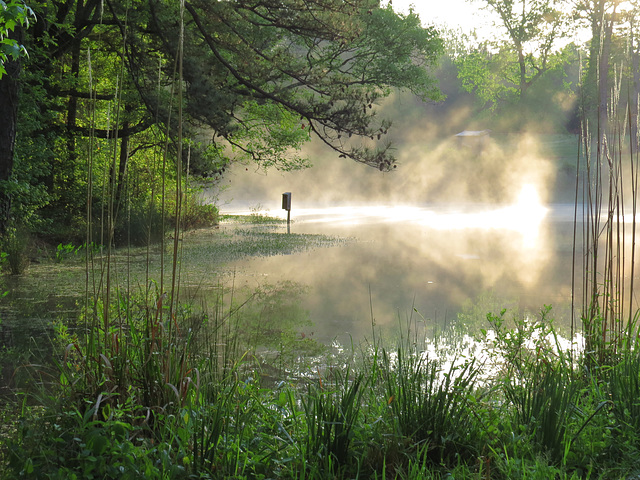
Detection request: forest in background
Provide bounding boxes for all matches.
[0,0,638,249]
[0,0,444,250]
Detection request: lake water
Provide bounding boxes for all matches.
[209,134,607,344]
[218,198,584,345]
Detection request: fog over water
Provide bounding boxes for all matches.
[210,133,593,343]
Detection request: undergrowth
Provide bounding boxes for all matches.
[3,300,640,479]
[221,213,287,224]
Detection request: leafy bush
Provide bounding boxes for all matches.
[6,401,186,479]
[1,227,30,274]
[113,201,168,246]
[179,197,219,230]
[165,191,219,231]
[55,241,102,263]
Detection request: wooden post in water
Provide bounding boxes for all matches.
[282,192,291,234]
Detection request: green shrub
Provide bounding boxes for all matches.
[110,201,168,247]
[1,227,30,274]
[6,401,185,479]
[179,197,219,230]
[165,192,219,231]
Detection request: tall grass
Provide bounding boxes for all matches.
[8,286,640,478]
[576,37,640,367]
[504,361,578,463]
[382,344,481,465]
[609,349,640,447]
[301,368,366,477]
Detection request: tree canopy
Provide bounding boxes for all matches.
[1,0,444,238]
[455,0,570,112]
[120,0,444,171]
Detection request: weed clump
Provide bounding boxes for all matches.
[0,227,31,275]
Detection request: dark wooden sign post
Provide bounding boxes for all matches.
[282,192,291,234]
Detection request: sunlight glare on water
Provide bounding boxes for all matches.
[510,183,548,248]
[221,182,562,340]
[291,183,548,249]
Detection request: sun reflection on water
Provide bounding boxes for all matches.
[221,182,563,340]
[292,183,548,249]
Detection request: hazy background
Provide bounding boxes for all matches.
[207,101,585,343]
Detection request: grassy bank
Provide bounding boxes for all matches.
[2,280,640,478]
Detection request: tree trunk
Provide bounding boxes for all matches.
[66,39,81,165]
[115,122,130,212]
[0,27,23,234]
[516,41,527,100]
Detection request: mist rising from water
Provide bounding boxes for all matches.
[200,84,592,342]
[208,130,578,341]
[216,130,555,210]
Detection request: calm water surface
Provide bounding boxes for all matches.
[222,196,583,344]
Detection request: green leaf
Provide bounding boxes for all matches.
[1,40,21,59]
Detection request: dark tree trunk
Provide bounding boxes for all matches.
[66,39,81,164]
[115,123,130,211]
[0,27,23,234]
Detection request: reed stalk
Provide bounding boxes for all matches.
[576,27,640,367]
